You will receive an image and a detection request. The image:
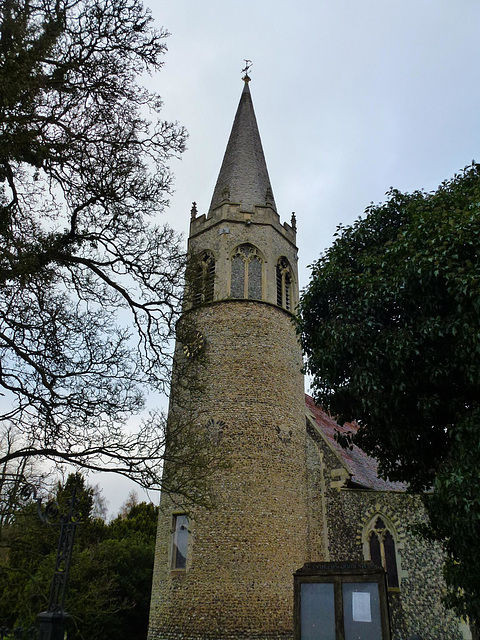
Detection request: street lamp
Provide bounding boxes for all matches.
[20,483,80,640]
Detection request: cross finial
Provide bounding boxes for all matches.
[242,59,252,82]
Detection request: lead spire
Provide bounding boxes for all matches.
[208,69,277,214]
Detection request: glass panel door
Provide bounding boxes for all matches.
[300,582,335,640]
[342,582,382,640]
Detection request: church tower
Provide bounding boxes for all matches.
[148,76,308,640]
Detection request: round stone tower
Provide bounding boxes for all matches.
[148,77,308,640]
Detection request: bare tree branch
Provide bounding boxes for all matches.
[0,0,216,502]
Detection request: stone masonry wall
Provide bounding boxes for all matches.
[306,428,466,640]
[149,301,308,640]
[189,203,299,308]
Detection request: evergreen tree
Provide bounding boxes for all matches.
[297,163,480,626]
[0,473,158,639]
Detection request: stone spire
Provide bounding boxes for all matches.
[208,78,277,214]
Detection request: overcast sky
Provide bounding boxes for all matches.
[98,0,480,515]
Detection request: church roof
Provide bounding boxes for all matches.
[209,79,277,214]
[305,394,406,492]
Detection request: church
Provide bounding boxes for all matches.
[148,76,470,640]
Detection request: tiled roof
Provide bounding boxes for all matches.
[305,394,405,492]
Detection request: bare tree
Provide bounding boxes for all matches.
[0,0,202,493]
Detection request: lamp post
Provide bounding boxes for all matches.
[20,483,79,640]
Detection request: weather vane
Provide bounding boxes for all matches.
[242,59,253,82]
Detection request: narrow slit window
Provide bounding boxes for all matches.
[248,256,262,300]
[205,257,215,302]
[276,257,293,310]
[172,514,189,570]
[231,254,245,298]
[194,252,215,305]
[276,265,283,306]
[384,531,399,588]
[369,531,382,568]
[285,272,291,310]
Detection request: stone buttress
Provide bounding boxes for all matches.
[148,78,309,640]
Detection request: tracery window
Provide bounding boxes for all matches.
[366,516,400,589]
[276,257,293,310]
[172,514,189,570]
[194,252,215,305]
[230,244,263,300]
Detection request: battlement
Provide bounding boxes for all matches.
[190,202,297,245]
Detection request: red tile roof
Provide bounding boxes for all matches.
[305,394,405,492]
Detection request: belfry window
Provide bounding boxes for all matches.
[366,516,400,589]
[276,258,293,310]
[194,252,215,305]
[172,514,189,570]
[230,244,263,300]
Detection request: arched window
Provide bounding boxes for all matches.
[365,516,400,589]
[276,257,293,310]
[230,244,263,300]
[194,252,215,305]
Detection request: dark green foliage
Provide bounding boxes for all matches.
[0,474,158,639]
[425,407,480,626]
[297,163,480,626]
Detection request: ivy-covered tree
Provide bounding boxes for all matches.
[297,163,480,627]
[0,0,190,490]
[0,473,159,639]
